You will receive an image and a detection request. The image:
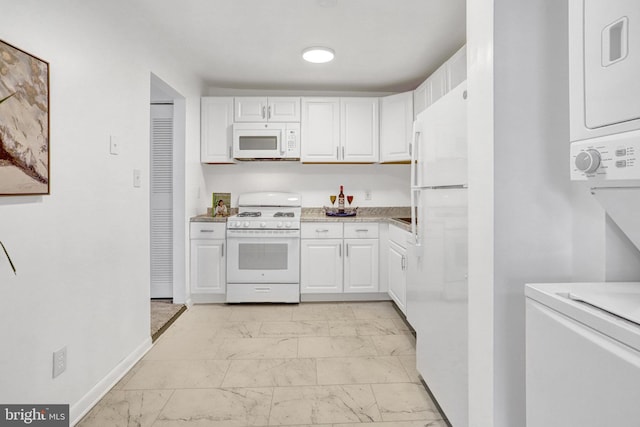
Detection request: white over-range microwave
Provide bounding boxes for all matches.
[232,122,300,160]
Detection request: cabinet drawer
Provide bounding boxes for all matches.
[344,223,379,238]
[301,222,343,239]
[226,283,299,303]
[190,222,226,239]
[389,224,411,248]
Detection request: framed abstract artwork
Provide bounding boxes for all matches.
[0,39,50,195]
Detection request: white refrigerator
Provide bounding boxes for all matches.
[406,81,468,427]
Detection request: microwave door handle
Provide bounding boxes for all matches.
[280,132,286,155]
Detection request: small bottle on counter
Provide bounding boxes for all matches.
[338,185,345,213]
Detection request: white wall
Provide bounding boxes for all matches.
[201,162,410,210]
[0,1,203,423]
[467,1,640,426]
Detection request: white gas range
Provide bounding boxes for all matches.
[225,192,301,303]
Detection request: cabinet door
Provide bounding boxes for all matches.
[413,80,429,120]
[235,97,268,122]
[380,91,413,163]
[201,97,235,163]
[344,239,379,293]
[190,239,225,294]
[341,98,379,163]
[268,97,301,122]
[447,45,467,91]
[300,239,343,293]
[428,65,449,107]
[301,98,340,162]
[387,240,407,314]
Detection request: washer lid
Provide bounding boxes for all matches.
[568,289,640,325]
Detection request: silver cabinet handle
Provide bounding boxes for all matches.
[255,287,271,293]
[339,244,342,257]
[268,105,272,119]
[316,229,329,233]
[200,229,214,233]
[401,255,406,270]
[342,146,345,159]
[346,244,349,257]
[221,243,224,258]
[355,229,369,233]
[262,105,266,119]
[336,146,339,160]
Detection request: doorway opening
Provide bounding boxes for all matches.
[149,73,187,336]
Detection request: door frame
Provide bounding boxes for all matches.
[150,73,186,303]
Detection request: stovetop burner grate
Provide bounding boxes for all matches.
[274,212,295,218]
[237,211,262,217]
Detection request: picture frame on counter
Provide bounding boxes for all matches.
[212,192,231,217]
[0,39,50,196]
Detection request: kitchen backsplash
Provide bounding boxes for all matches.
[201,162,410,210]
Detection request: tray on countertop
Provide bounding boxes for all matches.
[324,206,358,217]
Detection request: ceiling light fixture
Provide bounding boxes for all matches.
[302,47,335,64]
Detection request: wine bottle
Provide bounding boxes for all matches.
[338,185,345,213]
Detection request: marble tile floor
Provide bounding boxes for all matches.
[78,301,447,427]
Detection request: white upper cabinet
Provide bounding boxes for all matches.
[341,98,379,163]
[235,97,300,122]
[447,45,467,91]
[301,98,341,162]
[301,97,379,163]
[413,81,428,121]
[201,97,235,163]
[380,91,413,162]
[413,44,467,119]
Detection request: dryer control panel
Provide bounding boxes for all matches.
[570,129,640,182]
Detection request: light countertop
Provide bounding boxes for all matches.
[191,206,412,231]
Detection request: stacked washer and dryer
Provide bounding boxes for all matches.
[525,1,640,426]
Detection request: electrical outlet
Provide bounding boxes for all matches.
[365,190,372,200]
[52,346,66,378]
[133,169,141,188]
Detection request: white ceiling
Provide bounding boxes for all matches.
[138,0,466,93]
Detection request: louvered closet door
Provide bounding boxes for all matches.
[150,104,173,298]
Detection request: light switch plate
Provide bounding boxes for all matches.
[110,136,119,155]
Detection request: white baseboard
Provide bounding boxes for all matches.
[301,292,391,302]
[70,337,152,426]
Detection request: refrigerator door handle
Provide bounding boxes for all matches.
[411,121,421,188]
[410,187,421,247]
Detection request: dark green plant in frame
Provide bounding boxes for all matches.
[1,240,17,275]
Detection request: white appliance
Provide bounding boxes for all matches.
[232,122,300,160]
[526,282,640,427]
[526,2,640,426]
[406,81,468,427]
[568,0,640,251]
[226,192,301,303]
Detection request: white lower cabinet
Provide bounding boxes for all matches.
[300,239,343,293]
[190,222,226,301]
[344,238,379,292]
[387,225,411,314]
[301,222,379,295]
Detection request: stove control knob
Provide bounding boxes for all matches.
[285,222,292,228]
[260,222,266,228]
[234,221,242,228]
[277,222,284,228]
[243,221,250,228]
[575,149,601,174]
